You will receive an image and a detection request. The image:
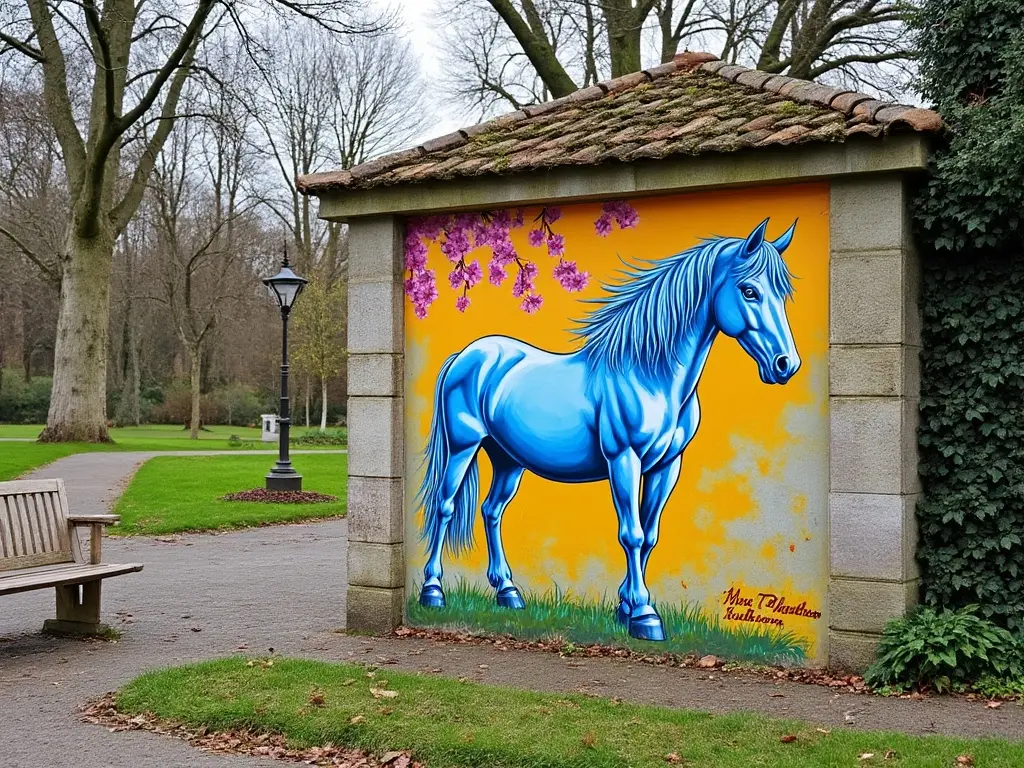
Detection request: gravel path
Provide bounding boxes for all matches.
[0,451,1021,768]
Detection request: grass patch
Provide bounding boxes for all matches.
[116,657,1024,767]
[0,424,347,479]
[407,581,807,665]
[0,442,108,481]
[112,453,346,535]
[0,423,346,451]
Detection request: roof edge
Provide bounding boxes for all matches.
[297,54,941,196]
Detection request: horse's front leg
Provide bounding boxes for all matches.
[608,449,664,641]
[481,462,526,609]
[616,455,682,628]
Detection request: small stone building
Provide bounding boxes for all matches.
[299,53,942,670]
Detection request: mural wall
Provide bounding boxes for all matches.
[403,183,830,665]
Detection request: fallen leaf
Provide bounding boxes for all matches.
[956,756,975,766]
[381,751,404,764]
[780,734,797,744]
[370,688,399,699]
[582,731,597,748]
[697,655,718,669]
[884,749,897,760]
[664,753,682,764]
[858,753,875,761]
[308,692,325,708]
[815,728,831,735]
[341,678,356,686]
[349,715,365,724]
[985,700,1003,709]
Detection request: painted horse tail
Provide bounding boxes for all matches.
[417,353,480,556]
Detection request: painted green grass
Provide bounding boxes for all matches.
[116,657,1024,767]
[112,453,347,536]
[407,580,808,665]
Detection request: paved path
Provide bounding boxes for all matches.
[0,452,1022,768]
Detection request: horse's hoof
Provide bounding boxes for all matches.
[628,613,665,642]
[496,586,525,610]
[615,602,630,626]
[419,584,446,609]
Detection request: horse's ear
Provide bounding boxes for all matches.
[771,219,798,254]
[743,218,770,257]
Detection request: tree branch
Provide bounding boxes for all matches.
[0,224,58,282]
[0,30,43,61]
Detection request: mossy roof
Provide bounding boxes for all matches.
[297,53,942,195]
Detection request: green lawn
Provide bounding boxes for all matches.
[0,423,344,448]
[112,453,347,535]
[117,657,1024,768]
[408,581,808,665]
[0,424,346,480]
[0,443,110,481]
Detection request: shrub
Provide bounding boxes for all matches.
[292,428,347,446]
[0,371,52,423]
[864,605,1024,693]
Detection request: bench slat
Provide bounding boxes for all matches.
[1,481,75,572]
[0,561,144,596]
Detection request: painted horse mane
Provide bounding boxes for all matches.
[572,235,795,377]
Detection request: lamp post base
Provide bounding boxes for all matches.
[265,471,303,492]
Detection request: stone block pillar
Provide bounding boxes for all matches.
[828,175,921,670]
[346,215,406,634]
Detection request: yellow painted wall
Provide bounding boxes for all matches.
[404,182,830,663]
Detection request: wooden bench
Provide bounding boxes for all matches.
[0,479,143,635]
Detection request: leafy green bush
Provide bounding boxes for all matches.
[0,371,51,423]
[292,428,347,446]
[864,605,1024,693]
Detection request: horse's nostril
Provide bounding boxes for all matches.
[774,355,789,375]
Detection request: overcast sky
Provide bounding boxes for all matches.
[383,0,462,142]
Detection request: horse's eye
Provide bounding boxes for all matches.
[742,286,759,300]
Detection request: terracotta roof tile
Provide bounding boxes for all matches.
[297,54,944,195]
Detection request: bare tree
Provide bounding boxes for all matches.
[0,0,384,442]
[442,0,916,115]
[251,24,428,272]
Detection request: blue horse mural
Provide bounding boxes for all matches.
[416,217,801,641]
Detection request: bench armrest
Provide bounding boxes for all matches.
[68,514,120,526]
[68,515,119,564]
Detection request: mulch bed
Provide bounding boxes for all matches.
[221,489,337,503]
[81,693,421,768]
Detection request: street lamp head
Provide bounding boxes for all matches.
[263,249,307,311]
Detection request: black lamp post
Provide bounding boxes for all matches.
[263,249,308,491]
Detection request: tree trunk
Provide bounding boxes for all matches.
[602,1,645,77]
[304,376,311,428]
[320,377,328,431]
[189,344,202,439]
[129,325,141,426]
[39,233,113,443]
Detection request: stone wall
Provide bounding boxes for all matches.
[345,215,406,633]
[827,175,921,669]
[337,146,927,670]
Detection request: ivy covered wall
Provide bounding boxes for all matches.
[914,1,1024,630]
[918,254,1024,629]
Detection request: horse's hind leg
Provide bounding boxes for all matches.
[480,441,526,609]
[421,441,482,608]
